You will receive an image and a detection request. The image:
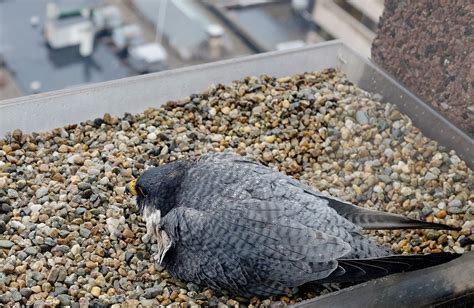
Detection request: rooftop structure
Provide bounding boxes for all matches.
[127,42,167,73]
[44,1,96,56]
[0,0,130,95]
[133,0,229,61]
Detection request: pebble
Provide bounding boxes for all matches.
[24,246,39,256]
[453,246,465,254]
[355,110,369,124]
[436,210,447,219]
[35,187,48,198]
[147,133,157,140]
[71,244,81,256]
[121,121,131,131]
[221,106,231,115]
[262,152,273,162]
[143,287,162,299]
[70,155,85,165]
[426,231,440,241]
[91,286,101,297]
[30,204,42,213]
[0,239,14,248]
[437,234,448,245]
[448,199,462,207]
[447,206,464,214]
[0,68,471,307]
[424,172,437,181]
[57,294,72,306]
[20,288,33,298]
[10,221,25,231]
[39,164,49,172]
[8,189,18,198]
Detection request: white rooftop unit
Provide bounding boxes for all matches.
[129,43,167,63]
[43,0,98,57]
[93,5,124,31]
[134,0,229,61]
[128,43,167,73]
[276,40,306,51]
[112,24,144,50]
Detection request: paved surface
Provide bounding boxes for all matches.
[0,68,22,100]
[0,0,130,95]
[107,0,253,70]
[219,2,314,51]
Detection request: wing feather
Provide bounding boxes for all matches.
[161,205,350,295]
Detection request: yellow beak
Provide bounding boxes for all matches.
[127,179,138,196]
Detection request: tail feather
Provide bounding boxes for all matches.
[319,196,459,230]
[318,253,461,283]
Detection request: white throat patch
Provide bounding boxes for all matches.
[143,207,172,265]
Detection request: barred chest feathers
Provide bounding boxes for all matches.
[142,206,172,265]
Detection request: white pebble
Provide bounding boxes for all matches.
[30,204,42,213]
[147,133,157,140]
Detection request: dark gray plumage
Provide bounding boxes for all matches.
[131,153,459,297]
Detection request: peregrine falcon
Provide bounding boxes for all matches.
[127,152,459,297]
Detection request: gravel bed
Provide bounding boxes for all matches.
[0,68,472,307]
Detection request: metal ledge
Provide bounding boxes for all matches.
[293,252,474,308]
[1,40,472,168]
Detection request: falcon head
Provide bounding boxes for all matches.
[126,160,191,217]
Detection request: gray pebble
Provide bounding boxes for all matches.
[76,207,87,215]
[0,239,14,248]
[53,286,69,296]
[79,227,92,238]
[24,246,39,256]
[143,287,162,299]
[16,251,28,261]
[121,121,131,130]
[78,183,91,191]
[7,189,18,199]
[10,289,21,302]
[20,288,33,298]
[448,199,462,207]
[378,174,392,184]
[424,172,437,181]
[0,203,12,214]
[447,206,464,214]
[10,220,25,231]
[57,294,72,306]
[0,292,12,304]
[35,187,48,198]
[355,110,369,124]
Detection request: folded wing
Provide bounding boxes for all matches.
[161,205,351,296]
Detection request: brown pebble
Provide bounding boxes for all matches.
[122,228,134,239]
[161,299,172,306]
[437,234,448,245]
[12,129,23,141]
[38,164,49,172]
[436,210,447,219]
[262,152,273,162]
[91,286,101,297]
[58,144,70,153]
[170,290,179,300]
[103,113,112,124]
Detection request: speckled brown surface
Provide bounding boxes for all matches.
[372,0,473,136]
